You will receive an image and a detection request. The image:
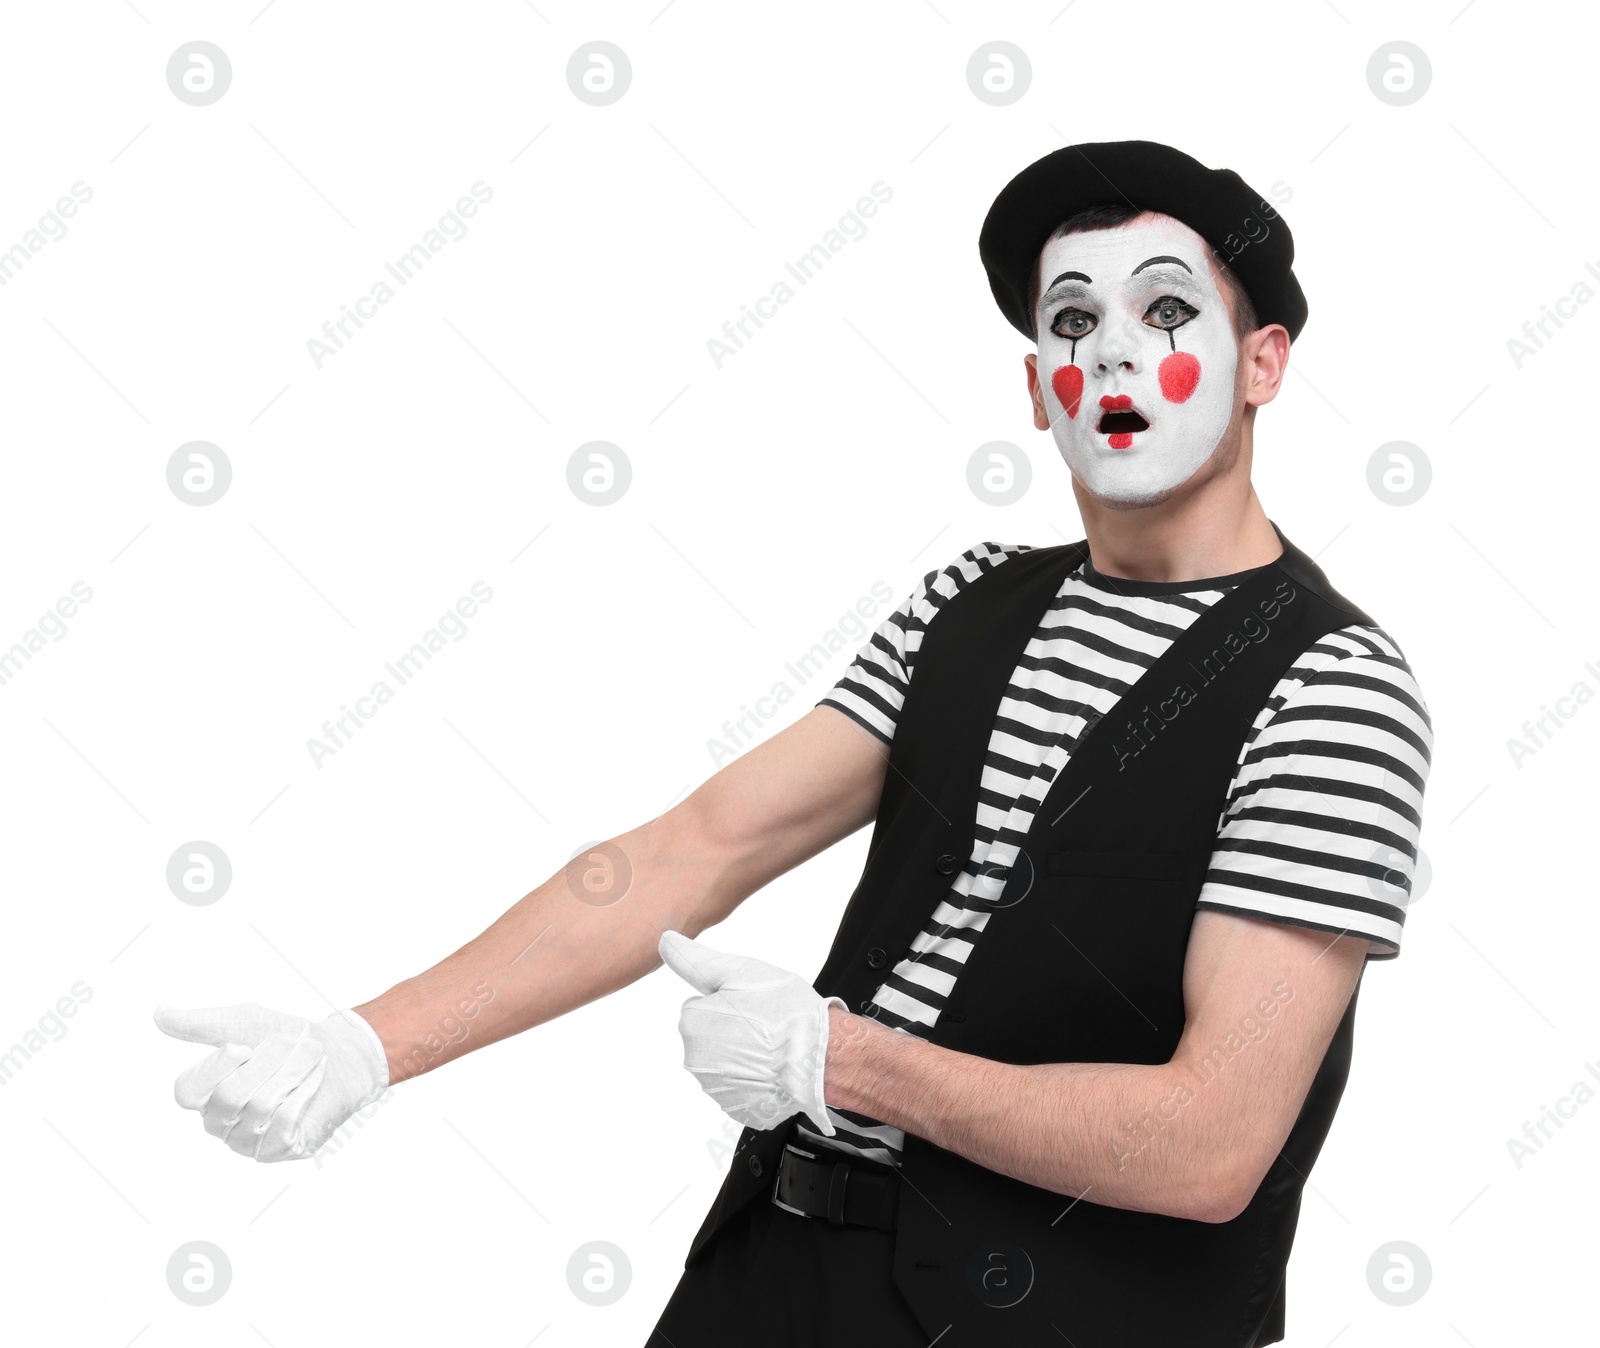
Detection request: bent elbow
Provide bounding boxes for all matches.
[1176,1164,1257,1225]
[1164,1184,1244,1225]
[1194,1186,1250,1225]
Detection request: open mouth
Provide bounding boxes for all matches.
[1096,409,1150,434]
[1096,394,1149,450]
[1096,395,1150,435]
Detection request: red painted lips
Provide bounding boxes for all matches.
[1096,394,1149,449]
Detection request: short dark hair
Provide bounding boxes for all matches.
[1025,202,1259,345]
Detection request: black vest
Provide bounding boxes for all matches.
[685,522,1382,1348]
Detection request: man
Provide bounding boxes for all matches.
[156,141,1432,1347]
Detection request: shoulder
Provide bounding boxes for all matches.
[926,540,1036,590]
[1246,622,1434,773]
[905,540,1038,620]
[1283,623,1431,724]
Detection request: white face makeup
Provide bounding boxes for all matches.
[1033,214,1240,506]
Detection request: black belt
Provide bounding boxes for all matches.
[770,1141,898,1230]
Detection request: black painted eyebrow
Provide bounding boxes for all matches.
[1130,255,1192,276]
[1037,258,1205,318]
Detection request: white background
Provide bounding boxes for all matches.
[0,2,1594,1344]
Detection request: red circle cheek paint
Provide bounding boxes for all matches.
[1158,352,1201,403]
[1051,364,1084,419]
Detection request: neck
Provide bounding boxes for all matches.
[1070,423,1281,583]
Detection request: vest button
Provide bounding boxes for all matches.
[934,852,960,875]
[748,1154,764,1178]
[866,947,887,969]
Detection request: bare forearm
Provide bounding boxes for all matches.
[353,809,728,1083]
[350,706,882,1085]
[825,1009,1240,1223]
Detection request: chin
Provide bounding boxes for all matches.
[1088,480,1180,511]
[1060,453,1184,510]
[1060,434,1224,511]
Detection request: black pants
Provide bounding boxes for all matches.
[646,1167,928,1348]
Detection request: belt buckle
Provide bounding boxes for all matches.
[771,1142,816,1218]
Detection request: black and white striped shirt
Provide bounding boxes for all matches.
[800,540,1433,1168]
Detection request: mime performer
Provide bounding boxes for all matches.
[156,140,1434,1348]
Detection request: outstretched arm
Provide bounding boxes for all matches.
[354,705,888,1082]
[157,704,888,1159]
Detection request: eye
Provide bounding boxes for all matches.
[1143,296,1199,331]
[1051,307,1097,340]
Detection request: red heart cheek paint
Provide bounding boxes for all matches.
[1051,364,1084,420]
[1158,352,1201,403]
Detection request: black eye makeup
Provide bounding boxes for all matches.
[1050,307,1097,340]
[1040,273,1205,362]
[1143,296,1199,331]
[1142,295,1199,351]
[1047,304,1096,362]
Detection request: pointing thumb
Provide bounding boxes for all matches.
[658,930,740,996]
[153,1002,307,1049]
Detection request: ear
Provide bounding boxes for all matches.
[1024,352,1052,431]
[1241,324,1291,409]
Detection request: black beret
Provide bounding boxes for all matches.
[978,139,1307,343]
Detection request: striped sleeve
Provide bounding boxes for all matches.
[1195,625,1434,960]
[817,541,1031,745]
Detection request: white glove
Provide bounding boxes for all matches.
[658,929,846,1137]
[154,1002,389,1162]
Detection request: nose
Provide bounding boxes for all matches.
[1093,313,1143,377]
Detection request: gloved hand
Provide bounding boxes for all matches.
[153,1002,389,1162]
[658,930,846,1136]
